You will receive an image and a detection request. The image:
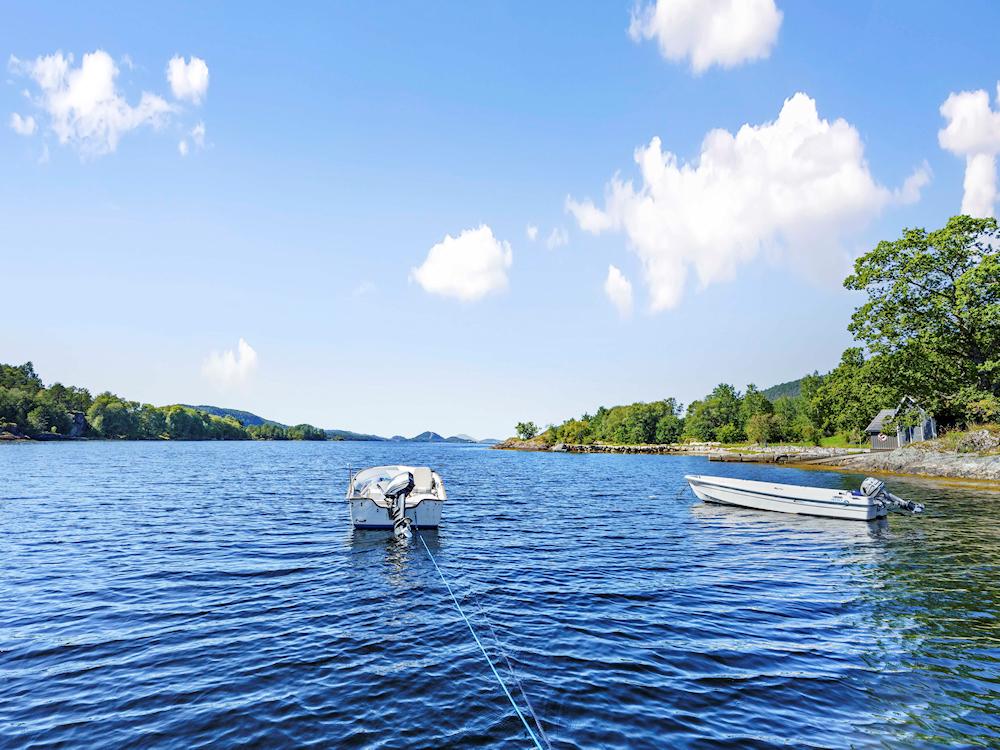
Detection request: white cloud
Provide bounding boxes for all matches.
[202,338,258,388]
[604,265,634,317]
[178,122,206,158]
[894,160,932,205]
[568,92,927,311]
[10,50,173,157]
[411,224,513,301]
[938,83,1000,217]
[526,224,539,241]
[9,112,35,136]
[546,227,569,249]
[352,281,376,297]
[191,121,205,147]
[167,55,209,103]
[629,0,782,74]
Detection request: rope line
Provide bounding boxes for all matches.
[473,599,554,750]
[417,533,544,750]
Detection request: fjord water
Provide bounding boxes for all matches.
[2,442,998,749]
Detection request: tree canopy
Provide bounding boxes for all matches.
[845,215,1000,421]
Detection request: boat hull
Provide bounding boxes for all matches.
[349,498,443,529]
[685,475,885,521]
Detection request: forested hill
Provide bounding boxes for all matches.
[180,405,283,428]
[0,364,326,441]
[762,377,806,401]
[0,368,491,443]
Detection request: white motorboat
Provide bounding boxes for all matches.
[685,474,922,521]
[348,465,446,536]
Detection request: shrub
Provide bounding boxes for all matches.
[715,423,743,444]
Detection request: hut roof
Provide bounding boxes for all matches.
[865,408,897,434]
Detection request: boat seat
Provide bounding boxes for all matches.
[412,467,434,494]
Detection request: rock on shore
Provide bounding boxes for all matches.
[834,446,1000,481]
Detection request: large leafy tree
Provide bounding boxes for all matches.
[844,215,1000,416]
[810,348,894,439]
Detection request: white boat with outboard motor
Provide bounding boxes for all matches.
[685,474,923,521]
[347,465,446,537]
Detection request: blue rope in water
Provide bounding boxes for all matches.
[417,533,544,750]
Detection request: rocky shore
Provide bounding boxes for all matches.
[825,445,1000,482]
[493,437,1000,483]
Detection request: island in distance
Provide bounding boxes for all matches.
[183,405,500,444]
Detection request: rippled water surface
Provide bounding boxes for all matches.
[2,442,999,748]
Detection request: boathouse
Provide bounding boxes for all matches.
[865,396,937,451]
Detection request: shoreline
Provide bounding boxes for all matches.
[493,438,1000,485]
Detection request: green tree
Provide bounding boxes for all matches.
[515,421,538,440]
[740,384,773,428]
[286,423,326,440]
[845,215,1000,418]
[87,394,141,438]
[810,348,890,440]
[684,384,743,441]
[746,413,777,445]
[138,404,167,438]
[46,383,93,413]
[715,423,742,444]
[0,362,43,392]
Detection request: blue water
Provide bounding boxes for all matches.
[2,442,999,749]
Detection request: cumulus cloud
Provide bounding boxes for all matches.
[938,83,1000,217]
[178,139,189,156]
[568,92,927,311]
[9,50,173,157]
[526,224,539,241]
[629,0,782,74]
[202,338,258,388]
[604,265,634,317]
[411,224,513,301]
[546,227,569,249]
[9,113,36,136]
[167,55,209,103]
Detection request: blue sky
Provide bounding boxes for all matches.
[2,1,999,438]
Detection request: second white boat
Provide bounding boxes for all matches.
[685,474,922,521]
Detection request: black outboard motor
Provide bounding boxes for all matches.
[384,471,415,538]
[861,477,924,514]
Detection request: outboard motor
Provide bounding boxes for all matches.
[861,477,924,514]
[383,471,415,538]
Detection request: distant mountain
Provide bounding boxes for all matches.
[181,405,284,428]
[182,406,481,443]
[324,429,385,441]
[477,438,501,445]
[409,431,447,442]
[762,378,804,401]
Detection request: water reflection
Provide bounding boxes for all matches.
[690,500,891,540]
[348,528,444,588]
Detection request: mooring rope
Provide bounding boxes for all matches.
[473,598,554,750]
[417,533,544,750]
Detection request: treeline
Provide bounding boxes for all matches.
[525,382,821,446]
[521,215,1000,447]
[0,363,327,441]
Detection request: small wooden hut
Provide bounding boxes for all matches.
[865,396,937,451]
